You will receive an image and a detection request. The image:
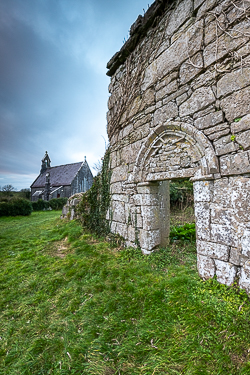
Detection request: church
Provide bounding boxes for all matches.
[30,152,93,201]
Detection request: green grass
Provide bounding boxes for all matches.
[0,212,250,374]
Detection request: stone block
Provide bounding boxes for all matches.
[212,178,230,206]
[229,247,242,266]
[142,88,155,107]
[137,183,159,194]
[110,221,117,233]
[133,193,159,206]
[217,67,250,98]
[179,87,215,117]
[142,61,158,91]
[211,223,238,248]
[112,201,126,223]
[110,182,123,194]
[122,123,134,138]
[193,180,213,202]
[203,122,229,136]
[179,52,203,85]
[155,71,179,92]
[197,239,229,261]
[196,0,217,18]
[214,259,238,286]
[220,151,250,176]
[176,92,188,106]
[116,222,128,239]
[127,225,136,242]
[210,207,233,226]
[165,0,193,37]
[242,230,250,258]
[239,261,250,295]
[207,128,230,142]
[141,205,160,231]
[231,114,250,134]
[230,176,250,217]
[139,229,161,252]
[156,80,178,101]
[112,194,129,203]
[220,86,250,122]
[214,135,238,156]
[134,213,143,229]
[236,130,250,151]
[153,102,178,126]
[194,110,224,130]
[194,202,211,241]
[197,254,215,279]
[111,164,129,183]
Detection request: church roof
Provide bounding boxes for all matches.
[31,162,83,188]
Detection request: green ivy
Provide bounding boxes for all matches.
[77,149,111,236]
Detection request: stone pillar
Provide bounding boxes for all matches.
[138,181,170,254]
[159,181,170,247]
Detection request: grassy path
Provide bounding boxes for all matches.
[0,212,249,374]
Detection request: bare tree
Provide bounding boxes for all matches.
[2,185,15,197]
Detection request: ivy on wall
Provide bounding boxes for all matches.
[77,149,111,236]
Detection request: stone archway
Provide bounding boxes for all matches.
[126,122,220,266]
[129,121,219,184]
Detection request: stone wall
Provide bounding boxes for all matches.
[106,0,250,293]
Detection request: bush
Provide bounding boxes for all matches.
[31,199,50,211]
[0,198,32,217]
[49,197,67,210]
[31,198,68,211]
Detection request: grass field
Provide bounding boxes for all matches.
[0,211,250,374]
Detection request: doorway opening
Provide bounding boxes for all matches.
[169,179,195,244]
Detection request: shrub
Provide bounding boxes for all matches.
[49,197,67,210]
[170,223,196,243]
[0,198,32,217]
[31,198,68,211]
[31,199,50,211]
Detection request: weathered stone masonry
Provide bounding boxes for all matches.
[106,0,250,293]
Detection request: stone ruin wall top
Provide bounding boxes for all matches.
[106,0,250,178]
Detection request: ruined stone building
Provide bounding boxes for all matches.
[31,152,93,201]
[106,0,250,293]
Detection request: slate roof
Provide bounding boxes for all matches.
[31,162,83,188]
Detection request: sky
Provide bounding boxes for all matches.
[0,0,154,190]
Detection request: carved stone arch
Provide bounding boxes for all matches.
[129,121,219,183]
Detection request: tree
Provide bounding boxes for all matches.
[2,185,16,197]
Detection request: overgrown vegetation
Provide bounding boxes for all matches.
[170,179,194,210]
[0,212,250,374]
[77,149,111,236]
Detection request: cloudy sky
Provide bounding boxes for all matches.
[0,0,154,190]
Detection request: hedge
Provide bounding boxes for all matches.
[0,199,33,217]
[31,198,68,211]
